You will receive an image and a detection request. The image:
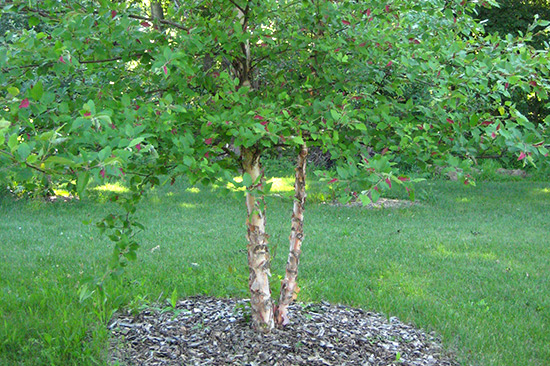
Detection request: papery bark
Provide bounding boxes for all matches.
[242,147,274,332]
[275,144,308,326]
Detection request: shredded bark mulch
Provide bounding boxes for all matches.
[109,296,459,366]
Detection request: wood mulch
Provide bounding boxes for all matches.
[109,296,459,366]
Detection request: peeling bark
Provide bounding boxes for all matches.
[151,0,164,24]
[275,144,308,326]
[242,147,274,332]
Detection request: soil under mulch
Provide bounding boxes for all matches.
[109,296,459,366]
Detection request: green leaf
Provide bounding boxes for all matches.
[26,154,38,164]
[370,188,380,203]
[28,16,40,27]
[242,172,253,187]
[355,123,367,131]
[330,109,341,121]
[170,287,178,308]
[7,87,19,96]
[30,82,43,101]
[45,156,76,167]
[8,134,18,152]
[128,137,144,149]
[360,194,372,206]
[76,172,90,198]
[17,143,31,161]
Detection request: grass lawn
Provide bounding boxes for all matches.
[0,178,549,366]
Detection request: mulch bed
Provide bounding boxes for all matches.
[109,296,459,365]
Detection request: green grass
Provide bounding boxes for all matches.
[0,179,549,366]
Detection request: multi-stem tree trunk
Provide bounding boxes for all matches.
[241,147,275,332]
[275,144,308,325]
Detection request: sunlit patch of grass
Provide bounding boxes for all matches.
[185,187,200,194]
[533,187,550,195]
[179,202,197,209]
[268,177,294,192]
[92,182,129,193]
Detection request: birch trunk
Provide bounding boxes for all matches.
[275,144,308,326]
[242,148,274,332]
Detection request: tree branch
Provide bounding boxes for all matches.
[227,0,245,13]
[128,14,189,31]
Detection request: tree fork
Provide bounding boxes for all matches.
[241,147,274,332]
[275,143,308,326]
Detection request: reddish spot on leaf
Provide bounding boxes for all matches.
[163,65,168,75]
[529,81,537,87]
[342,20,351,25]
[155,110,161,116]
[496,123,501,131]
[334,48,341,53]
[398,176,410,182]
[409,38,420,44]
[491,132,497,138]
[254,114,264,120]
[386,61,393,67]
[366,8,372,16]
[518,151,526,161]
[385,5,390,12]
[381,147,389,155]
[374,186,379,192]
[111,10,117,18]
[100,169,105,178]
[386,178,392,189]
[447,118,454,124]
[19,98,30,109]
[358,42,366,47]
[464,178,469,185]
[329,178,338,183]
[135,143,141,151]
[141,21,151,27]
[481,120,493,126]
[59,56,66,64]
[134,104,140,110]
[505,82,509,90]
[207,121,212,126]
[84,112,91,117]
[110,123,116,129]
[171,128,177,134]
[260,121,268,126]
[212,71,220,78]
[205,152,210,158]
[119,168,125,175]
[204,138,213,145]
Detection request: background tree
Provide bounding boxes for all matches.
[1,0,549,332]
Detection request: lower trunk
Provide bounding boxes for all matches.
[275,144,308,325]
[241,147,274,332]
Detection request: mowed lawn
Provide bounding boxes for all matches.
[0,179,549,366]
